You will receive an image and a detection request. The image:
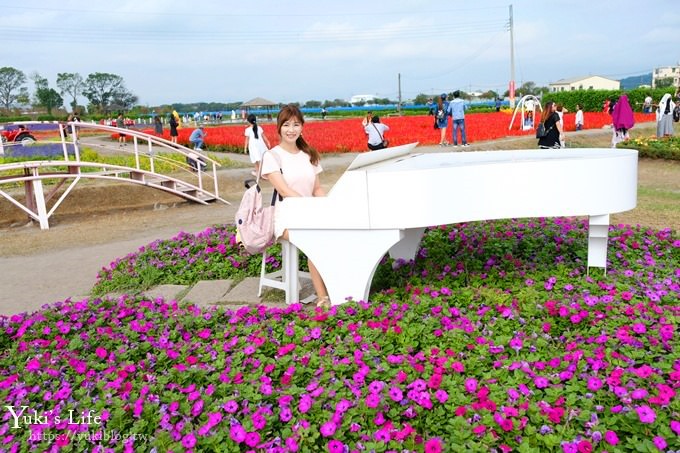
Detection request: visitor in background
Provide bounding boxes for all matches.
[575,104,584,131]
[434,93,449,146]
[244,113,271,176]
[555,104,568,147]
[611,94,634,147]
[117,113,127,147]
[364,115,389,151]
[537,101,562,149]
[656,93,675,138]
[448,90,469,147]
[361,110,373,127]
[154,116,163,136]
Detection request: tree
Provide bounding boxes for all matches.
[31,73,63,115]
[82,72,136,113]
[304,100,322,108]
[655,77,675,88]
[0,66,28,111]
[56,73,84,112]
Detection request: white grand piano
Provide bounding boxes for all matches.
[278,143,638,305]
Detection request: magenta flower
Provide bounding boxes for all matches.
[286,437,299,451]
[586,377,603,392]
[636,405,656,424]
[653,436,666,450]
[229,424,246,443]
[604,430,619,445]
[671,420,680,435]
[243,432,260,448]
[365,393,380,408]
[464,378,478,393]
[320,421,337,437]
[534,376,549,388]
[424,438,443,453]
[327,439,344,453]
[388,386,403,402]
[181,433,196,448]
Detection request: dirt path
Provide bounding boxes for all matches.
[1,126,677,316]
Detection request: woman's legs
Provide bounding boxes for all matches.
[439,126,447,145]
[307,260,328,301]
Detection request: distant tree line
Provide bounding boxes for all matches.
[0,66,137,116]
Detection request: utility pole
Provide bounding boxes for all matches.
[397,73,402,115]
[509,4,516,109]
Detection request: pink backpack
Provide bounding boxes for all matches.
[234,153,278,254]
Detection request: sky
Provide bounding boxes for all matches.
[2,0,679,108]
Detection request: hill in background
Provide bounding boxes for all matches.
[619,73,652,89]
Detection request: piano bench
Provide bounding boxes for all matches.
[259,240,312,305]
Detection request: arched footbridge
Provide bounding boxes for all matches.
[0,121,230,230]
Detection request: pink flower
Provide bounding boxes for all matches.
[424,438,443,453]
[181,433,196,448]
[389,386,403,402]
[604,430,619,445]
[245,431,261,448]
[230,424,246,443]
[671,420,680,435]
[327,440,344,453]
[576,439,592,453]
[435,389,448,403]
[534,376,549,388]
[586,377,603,392]
[286,437,299,451]
[320,421,337,437]
[653,436,666,450]
[365,393,380,408]
[636,405,656,424]
[464,378,478,393]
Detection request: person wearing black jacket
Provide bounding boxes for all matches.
[537,101,562,149]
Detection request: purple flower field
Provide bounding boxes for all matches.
[0,218,678,452]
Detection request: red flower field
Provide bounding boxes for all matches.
[149,111,656,153]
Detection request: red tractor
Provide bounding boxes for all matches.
[1,125,37,146]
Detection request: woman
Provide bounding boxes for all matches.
[364,115,389,151]
[260,104,330,308]
[154,116,163,136]
[657,93,675,138]
[434,93,449,146]
[244,114,271,176]
[117,113,127,147]
[611,94,635,147]
[169,113,179,144]
[537,101,562,149]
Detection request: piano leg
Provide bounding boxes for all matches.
[288,229,404,305]
[587,214,610,274]
[388,227,426,264]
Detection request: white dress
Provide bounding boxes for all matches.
[244,125,268,164]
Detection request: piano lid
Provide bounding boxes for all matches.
[346,142,419,171]
[362,148,638,173]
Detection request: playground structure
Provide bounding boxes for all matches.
[508,94,543,131]
[0,121,229,230]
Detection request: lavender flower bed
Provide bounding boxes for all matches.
[2,143,75,159]
[0,219,678,452]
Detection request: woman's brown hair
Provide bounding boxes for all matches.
[541,101,555,123]
[276,104,320,166]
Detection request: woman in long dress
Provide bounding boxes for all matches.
[656,93,675,138]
